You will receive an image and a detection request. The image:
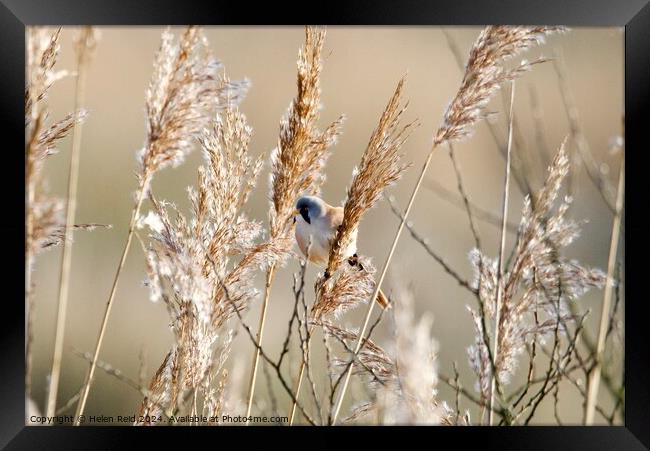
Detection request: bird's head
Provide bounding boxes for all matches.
[294,195,327,225]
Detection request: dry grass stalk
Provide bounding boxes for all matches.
[584,151,624,424]
[292,77,414,424]
[74,26,248,423]
[25,27,98,407]
[441,28,534,199]
[246,25,344,417]
[466,140,606,423]
[46,26,99,419]
[137,106,277,424]
[488,80,516,425]
[434,26,563,146]
[331,26,562,425]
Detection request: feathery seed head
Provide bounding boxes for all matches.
[326,76,415,275]
[139,27,250,188]
[269,26,344,243]
[467,139,606,393]
[434,26,564,147]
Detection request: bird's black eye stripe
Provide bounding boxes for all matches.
[299,207,311,224]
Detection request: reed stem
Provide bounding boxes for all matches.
[489,80,516,425]
[245,264,276,419]
[584,155,624,424]
[330,143,437,424]
[46,27,92,418]
[74,176,149,424]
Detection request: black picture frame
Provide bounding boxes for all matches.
[4,0,648,449]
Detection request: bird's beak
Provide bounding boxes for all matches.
[293,208,300,224]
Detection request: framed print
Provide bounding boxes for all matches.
[4,0,649,448]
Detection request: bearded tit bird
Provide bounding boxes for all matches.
[293,195,390,309]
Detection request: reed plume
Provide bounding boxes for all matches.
[246,26,344,417]
[25,29,87,213]
[434,26,563,145]
[467,140,606,416]
[327,292,457,425]
[268,27,344,239]
[25,27,104,408]
[25,28,68,127]
[290,76,414,424]
[75,26,248,423]
[325,76,414,276]
[137,106,284,423]
[330,26,563,424]
[316,76,415,315]
[313,256,377,319]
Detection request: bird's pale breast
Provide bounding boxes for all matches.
[294,205,358,267]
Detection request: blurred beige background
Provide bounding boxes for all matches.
[30,26,624,424]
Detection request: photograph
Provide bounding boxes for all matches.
[25,24,625,427]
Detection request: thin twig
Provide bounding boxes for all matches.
[299,289,322,424]
[453,362,461,424]
[386,195,476,294]
[447,143,482,249]
[288,247,315,426]
[523,265,564,425]
[72,348,148,396]
[528,84,552,170]
[439,373,507,418]
[262,359,279,418]
[424,179,519,233]
[509,306,539,410]
[552,50,616,212]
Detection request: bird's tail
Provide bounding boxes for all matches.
[348,253,391,309]
[376,288,391,310]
